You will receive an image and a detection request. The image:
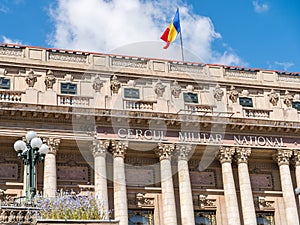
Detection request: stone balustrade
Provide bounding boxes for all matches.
[244,108,271,118]
[123,100,155,111]
[0,90,23,102]
[0,206,38,224]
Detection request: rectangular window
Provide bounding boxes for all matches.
[0,77,10,89]
[61,83,77,95]
[128,209,154,225]
[194,211,216,225]
[292,101,300,111]
[184,92,199,104]
[124,88,140,99]
[239,97,253,107]
[256,212,275,225]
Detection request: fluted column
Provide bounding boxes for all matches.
[235,147,256,225]
[218,146,240,225]
[294,150,300,205]
[43,138,60,197]
[273,149,299,225]
[176,144,195,225]
[155,143,177,225]
[111,140,128,225]
[91,140,109,217]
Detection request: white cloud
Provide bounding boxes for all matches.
[48,0,244,66]
[252,1,269,13]
[0,4,9,13]
[1,36,25,45]
[274,61,294,71]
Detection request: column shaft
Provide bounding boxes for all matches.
[236,148,256,225]
[43,153,57,197]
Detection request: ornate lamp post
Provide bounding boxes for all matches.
[13,131,49,203]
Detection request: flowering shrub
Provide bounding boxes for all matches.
[35,191,107,220]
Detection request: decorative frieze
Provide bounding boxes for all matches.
[278,75,300,82]
[112,58,148,69]
[197,195,216,209]
[218,146,235,163]
[48,52,87,63]
[135,193,155,208]
[155,143,175,160]
[225,69,257,79]
[235,147,251,164]
[273,149,293,166]
[170,63,204,74]
[0,47,23,57]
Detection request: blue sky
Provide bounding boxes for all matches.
[1,0,300,72]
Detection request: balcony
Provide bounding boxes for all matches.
[123,99,155,111]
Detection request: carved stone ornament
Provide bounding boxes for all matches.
[228,86,239,103]
[42,137,60,155]
[110,75,121,94]
[283,90,293,107]
[64,74,74,82]
[198,195,216,209]
[25,69,37,88]
[268,89,279,106]
[273,149,293,166]
[44,70,56,90]
[293,150,300,166]
[90,140,108,157]
[92,75,104,92]
[155,143,175,160]
[176,144,193,160]
[171,80,181,98]
[255,196,275,211]
[136,193,154,208]
[218,146,235,163]
[110,140,128,158]
[213,84,224,101]
[235,147,251,164]
[154,79,166,98]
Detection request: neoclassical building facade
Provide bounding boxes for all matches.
[0,43,300,225]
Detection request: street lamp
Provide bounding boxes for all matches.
[13,131,49,203]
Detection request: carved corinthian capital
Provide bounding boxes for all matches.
[42,137,60,155]
[90,140,110,157]
[235,147,251,164]
[218,146,235,164]
[176,144,193,161]
[273,149,293,166]
[293,150,300,166]
[110,140,128,158]
[155,143,175,161]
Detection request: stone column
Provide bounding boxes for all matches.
[176,144,195,225]
[235,147,256,225]
[294,150,300,205]
[273,149,299,225]
[43,138,60,197]
[91,140,109,217]
[111,140,128,225]
[218,146,240,225]
[155,143,177,225]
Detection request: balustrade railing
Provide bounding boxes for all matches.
[0,206,38,224]
[184,104,213,114]
[0,90,23,102]
[124,99,155,110]
[244,108,271,118]
[58,95,92,107]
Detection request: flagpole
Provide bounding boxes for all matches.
[179,30,184,62]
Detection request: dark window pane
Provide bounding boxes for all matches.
[184,92,199,103]
[124,88,140,99]
[61,83,77,95]
[292,101,300,111]
[239,97,253,107]
[0,77,10,89]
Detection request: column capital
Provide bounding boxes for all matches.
[218,146,235,164]
[155,143,175,161]
[42,137,60,155]
[90,139,109,157]
[176,144,193,161]
[273,149,293,166]
[110,140,128,158]
[292,149,300,166]
[235,147,251,164]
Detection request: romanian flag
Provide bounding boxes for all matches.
[160,8,181,49]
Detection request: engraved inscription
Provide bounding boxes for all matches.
[48,52,87,63]
[170,64,204,74]
[112,58,148,69]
